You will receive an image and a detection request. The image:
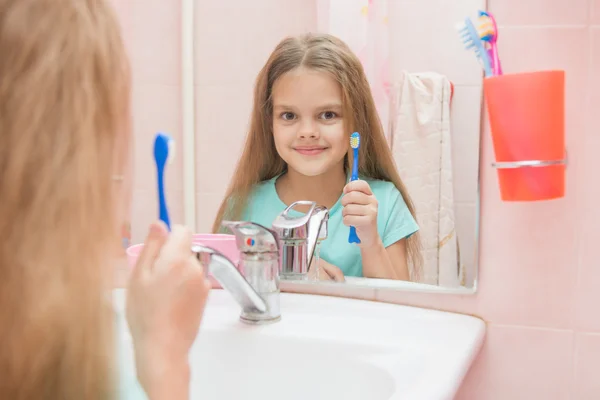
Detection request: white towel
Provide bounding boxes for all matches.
[389,71,460,287]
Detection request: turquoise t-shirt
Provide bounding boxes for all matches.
[242,175,419,277]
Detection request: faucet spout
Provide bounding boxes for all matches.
[196,221,281,324]
[306,205,329,268]
[271,201,329,279]
[193,245,267,314]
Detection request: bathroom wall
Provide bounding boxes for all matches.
[387,0,597,398]
[109,0,185,243]
[112,0,317,243]
[192,0,318,232]
[386,0,484,294]
[113,0,600,398]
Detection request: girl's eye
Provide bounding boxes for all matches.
[280,112,296,121]
[320,111,337,120]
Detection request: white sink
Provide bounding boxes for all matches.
[113,289,484,400]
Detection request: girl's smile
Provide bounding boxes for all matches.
[293,146,328,156]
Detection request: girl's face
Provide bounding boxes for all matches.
[271,67,347,177]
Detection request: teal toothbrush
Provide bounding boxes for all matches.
[154,132,174,231]
[348,132,361,244]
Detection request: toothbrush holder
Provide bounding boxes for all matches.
[484,70,567,201]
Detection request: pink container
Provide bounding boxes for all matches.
[126,233,239,269]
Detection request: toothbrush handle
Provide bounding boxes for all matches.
[492,46,502,75]
[481,53,493,77]
[351,149,359,179]
[487,44,503,76]
[348,147,361,244]
[157,169,171,230]
[487,48,495,73]
[349,226,361,244]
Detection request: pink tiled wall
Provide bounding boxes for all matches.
[110,0,185,243]
[386,0,484,289]
[113,0,600,398]
[348,1,598,398]
[113,0,317,242]
[193,0,317,231]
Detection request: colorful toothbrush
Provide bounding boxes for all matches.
[154,132,174,231]
[456,17,493,77]
[348,132,361,244]
[477,10,502,76]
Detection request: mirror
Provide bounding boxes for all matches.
[128,0,483,292]
[193,0,482,292]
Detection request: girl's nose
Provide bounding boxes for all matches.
[297,119,319,139]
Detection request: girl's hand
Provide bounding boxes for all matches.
[341,180,380,247]
[126,222,211,399]
[308,257,345,282]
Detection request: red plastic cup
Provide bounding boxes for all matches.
[484,70,566,201]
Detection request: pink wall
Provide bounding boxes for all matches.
[193,0,317,232]
[112,0,600,398]
[386,0,484,289]
[112,0,317,243]
[109,0,185,244]
[385,0,599,398]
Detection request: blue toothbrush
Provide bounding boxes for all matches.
[154,132,174,231]
[456,17,493,77]
[348,132,361,244]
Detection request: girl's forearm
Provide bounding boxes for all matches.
[135,348,191,400]
[360,239,408,280]
[142,364,190,400]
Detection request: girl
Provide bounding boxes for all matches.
[213,33,422,282]
[0,0,210,399]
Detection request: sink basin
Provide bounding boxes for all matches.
[113,289,484,400]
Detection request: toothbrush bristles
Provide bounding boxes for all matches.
[456,24,474,49]
[350,132,360,149]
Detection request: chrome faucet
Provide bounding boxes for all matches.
[193,221,280,325]
[271,201,329,280]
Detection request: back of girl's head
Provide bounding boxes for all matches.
[0,0,129,398]
[213,33,422,277]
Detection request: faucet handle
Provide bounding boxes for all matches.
[271,201,317,240]
[221,221,278,254]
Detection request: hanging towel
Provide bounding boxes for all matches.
[388,71,460,287]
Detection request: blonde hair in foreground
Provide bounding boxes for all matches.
[212,33,423,279]
[0,0,130,398]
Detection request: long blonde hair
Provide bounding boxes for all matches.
[0,0,130,398]
[212,33,422,277]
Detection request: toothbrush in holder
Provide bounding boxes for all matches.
[154,132,174,231]
[456,17,493,77]
[477,10,502,76]
[348,132,361,244]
